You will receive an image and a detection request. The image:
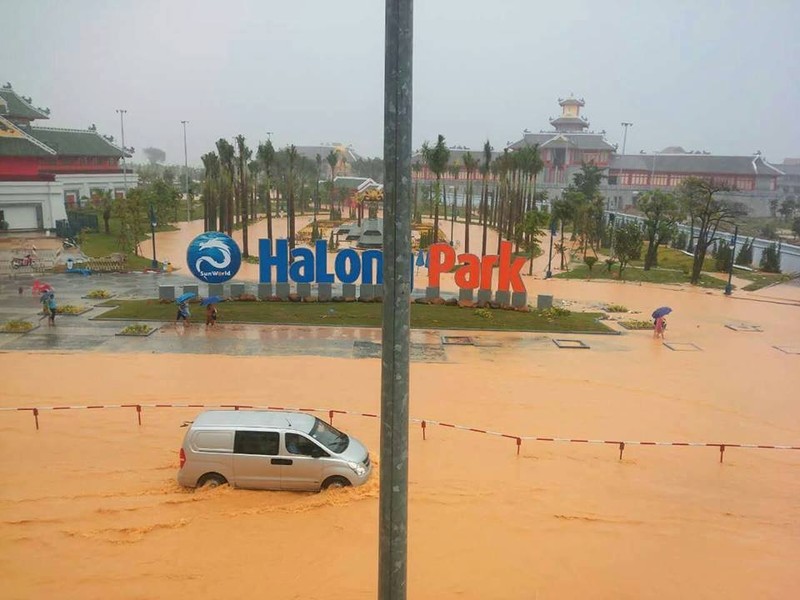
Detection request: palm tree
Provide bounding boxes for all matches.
[200,152,220,232]
[411,161,422,223]
[234,135,252,257]
[480,141,492,255]
[286,145,298,249]
[326,149,339,218]
[215,138,235,236]
[256,140,275,239]
[314,153,322,221]
[448,163,460,242]
[421,134,450,244]
[462,152,477,253]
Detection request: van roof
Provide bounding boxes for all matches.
[192,410,316,432]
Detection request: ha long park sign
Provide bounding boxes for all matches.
[187,233,529,306]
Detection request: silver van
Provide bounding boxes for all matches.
[177,410,372,491]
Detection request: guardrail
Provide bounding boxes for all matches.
[2,403,797,464]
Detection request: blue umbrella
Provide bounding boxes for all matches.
[652,306,672,319]
[176,292,196,304]
[415,250,425,267]
[200,295,223,306]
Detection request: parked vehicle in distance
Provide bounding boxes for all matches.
[177,410,372,492]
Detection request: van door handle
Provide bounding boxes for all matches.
[271,458,293,465]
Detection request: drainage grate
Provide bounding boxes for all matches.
[441,336,474,346]
[773,346,800,355]
[725,323,763,332]
[663,342,702,352]
[553,339,590,349]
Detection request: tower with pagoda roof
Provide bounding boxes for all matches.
[549,96,590,133]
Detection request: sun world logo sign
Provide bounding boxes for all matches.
[187,232,242,283]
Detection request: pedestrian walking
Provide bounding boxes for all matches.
[47,292,57,327]
[176,301,191,326]
[654,316,666,339]
[205,303,218,328]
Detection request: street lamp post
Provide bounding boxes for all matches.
[724,225,738,296]
[182,121,190,223]
[450,186,455,244]
[620,122,632,155]
[116,109,128,195]
[149,204,158,270]
[546,219,557,278]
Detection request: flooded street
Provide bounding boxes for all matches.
[1,242,799,598]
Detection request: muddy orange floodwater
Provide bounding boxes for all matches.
[1,260,800,598]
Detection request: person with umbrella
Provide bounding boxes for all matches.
[652,306,672,340]
[176,292,196,327]
[202,296,223,329]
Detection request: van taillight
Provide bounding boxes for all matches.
[179,448,186,468]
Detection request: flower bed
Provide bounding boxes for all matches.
[56,304,91,316]
[116,324,156,337]
[84,289,113,300]
[0,320,36,333]
[604,304,629,313]
[619,320,654,330]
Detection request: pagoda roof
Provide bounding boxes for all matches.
[609,154,784,177]
[27,126,129,158]
[0,86,50,121]
[508,132,615,152]
[292,144,363,164]
[558,97,585,107]
[0,116,57,157]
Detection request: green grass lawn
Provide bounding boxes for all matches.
[556,264,727,288]
[94,300,613,333]
[738,271,795,291]
[79,215,177,270]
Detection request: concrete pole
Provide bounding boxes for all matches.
[116,109,128,195]
[182,121,190,223]
[379,1,412,599]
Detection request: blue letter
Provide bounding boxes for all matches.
[361,250,383,284]
[289,247,314,283]
[335,249,361,283]
[315,240,333,283]
[259,239,288,283]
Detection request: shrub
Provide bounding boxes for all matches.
[1,319,34,333]
[714,243,733,272]
[235,293,258,302]
[605,304,628,313]
[86,289,111,299]
[673,231,688,250]
[735,238,753,266]
[604,258,617,272]
[474,308,493,320]
[584,256,598,274]
[540,307,571,318]
[760,243,781,273]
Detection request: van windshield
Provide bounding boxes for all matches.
[309,419,349,453]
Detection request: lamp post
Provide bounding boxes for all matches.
[724,225,738,296]
[620,122,632,155]
[116,109,128,195]
[546,219,557,278]
[149,204,158,269]
[450,186,455,244]
[181,120,190,223]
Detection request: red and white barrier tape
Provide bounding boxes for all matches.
[1,404,798,462]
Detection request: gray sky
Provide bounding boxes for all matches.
[2,0,798,166]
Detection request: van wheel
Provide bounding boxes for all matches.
[321,476,351,491]
[197,473,227,489]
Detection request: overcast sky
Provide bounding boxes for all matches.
[2,0,798,166]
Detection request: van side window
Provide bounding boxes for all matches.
[285,433,326,457]
[234,431,279,456]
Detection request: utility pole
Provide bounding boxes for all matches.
[380,1,412,599]
[182,120,190,223]
[724,225,738,296]
[116,109,128,195]
[620,122,632,155]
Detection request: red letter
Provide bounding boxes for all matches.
[428,243,455,288]
[497,241,526,292]
[479,254,498,291]
[454,253,480,289]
